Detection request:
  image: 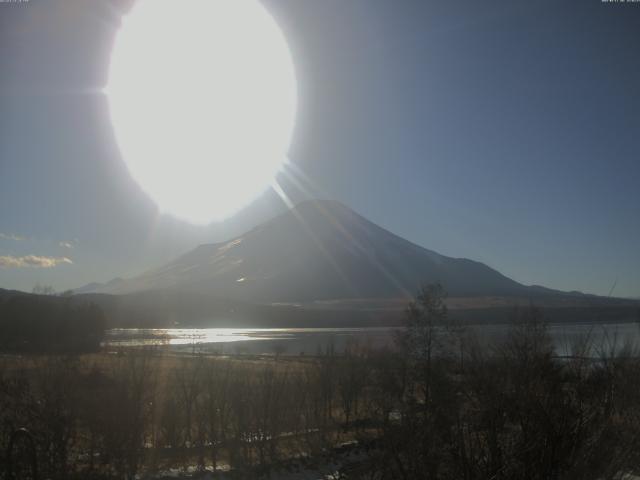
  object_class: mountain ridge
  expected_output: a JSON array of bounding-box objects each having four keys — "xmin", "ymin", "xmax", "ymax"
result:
[{"xmin": 81, "ymin": 199, "xmax": 581, "ymax": 302}]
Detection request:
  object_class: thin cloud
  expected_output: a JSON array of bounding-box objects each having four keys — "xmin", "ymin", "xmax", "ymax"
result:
[
  {"xmin": 0, "ymin": 255, "xmax": 73, "ymax": 269},
  {"xmin": 0, "ymin": 234, "xmax": 78, "ymax": 249},
  {"xmin": 0, "ymin": 233, "xmax": 26, "ymax": 241}
]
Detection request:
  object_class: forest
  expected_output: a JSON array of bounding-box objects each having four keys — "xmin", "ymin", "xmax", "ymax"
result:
[
  {"xmin": 0, "ymin": 294, "xmax": 106, "ymax": 352},
  {"xmin": 2, "ymin": 286, "xmax": 640, "ymax": 479}
]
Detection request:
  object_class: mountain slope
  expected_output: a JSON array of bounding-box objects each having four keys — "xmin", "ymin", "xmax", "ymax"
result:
[{"xmin": 93, "ymin": 200, "xmax": 552, "ymax": 302}]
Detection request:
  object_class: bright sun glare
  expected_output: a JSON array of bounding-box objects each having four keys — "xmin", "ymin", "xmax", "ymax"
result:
[{"xmin": 107, "ymin": 0, "xmax": 297, "ymax": 224}]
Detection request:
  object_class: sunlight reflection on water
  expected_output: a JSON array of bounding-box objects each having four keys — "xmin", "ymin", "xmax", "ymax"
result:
[
  {"xmin": 103, "ymin": 323, "xmax": 640, "ymax": 357},
  {"xmin": 103, "ymin": 327, "xmax": 395, "ymax": 347}
]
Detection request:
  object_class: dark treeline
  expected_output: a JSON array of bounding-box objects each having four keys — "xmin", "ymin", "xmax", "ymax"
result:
[
  {"xmin": 2, "ymin": 285, "xmax": 640, "ymax": 479},
  {"xmin": 0, "ymin": 294, "xmax": 106, "ymax": 352},
  {"xmin": 73, "ymin": 289, "xmax": 640, "ymax": 329}
]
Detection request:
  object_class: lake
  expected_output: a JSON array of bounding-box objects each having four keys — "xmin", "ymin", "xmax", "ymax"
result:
[{"xmin": 104, "ymin": 321, "xmax": 640, "ymax": 357}]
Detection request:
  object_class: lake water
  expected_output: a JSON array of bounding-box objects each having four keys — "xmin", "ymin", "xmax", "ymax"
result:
[{"xmin": 104, "ymin": 322, "xmax": 640, "ymax": 357}]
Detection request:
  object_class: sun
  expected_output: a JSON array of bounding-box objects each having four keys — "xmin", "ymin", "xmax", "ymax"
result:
[{"xmin": 106, "ymin": 0, "xmax": 297, "ymax": 224}]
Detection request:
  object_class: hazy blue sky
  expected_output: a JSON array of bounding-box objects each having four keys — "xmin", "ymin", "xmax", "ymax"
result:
[{"xmin": 0, "ymin": 0, "xmax": 639, "ymax": 297}]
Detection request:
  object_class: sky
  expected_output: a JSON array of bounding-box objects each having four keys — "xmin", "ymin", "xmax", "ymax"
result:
[{"xmin": 0, "ymin": 0, "xmax": 639, "ymax": 297}]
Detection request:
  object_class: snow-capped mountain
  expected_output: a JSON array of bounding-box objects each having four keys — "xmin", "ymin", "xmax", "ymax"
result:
[{"xmin": 89, "ymin": 199, "xmax": 551, "ymax": 302}]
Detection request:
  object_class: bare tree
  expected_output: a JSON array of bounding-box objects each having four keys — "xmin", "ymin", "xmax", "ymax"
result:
[
  {"xmin": 397, "ymin": 283, "xmax": 448, "ymax": 404},
  {"xmin": 173, "ymin": 356, "xmax": 204, "ymax": 448},
  {"xmin": 338, "ymin": 340, "xmax": 368, "ymax": 428},
  {"xmin": 200, "ymin": 359, "xmax": 233, "ymax": 471}
]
